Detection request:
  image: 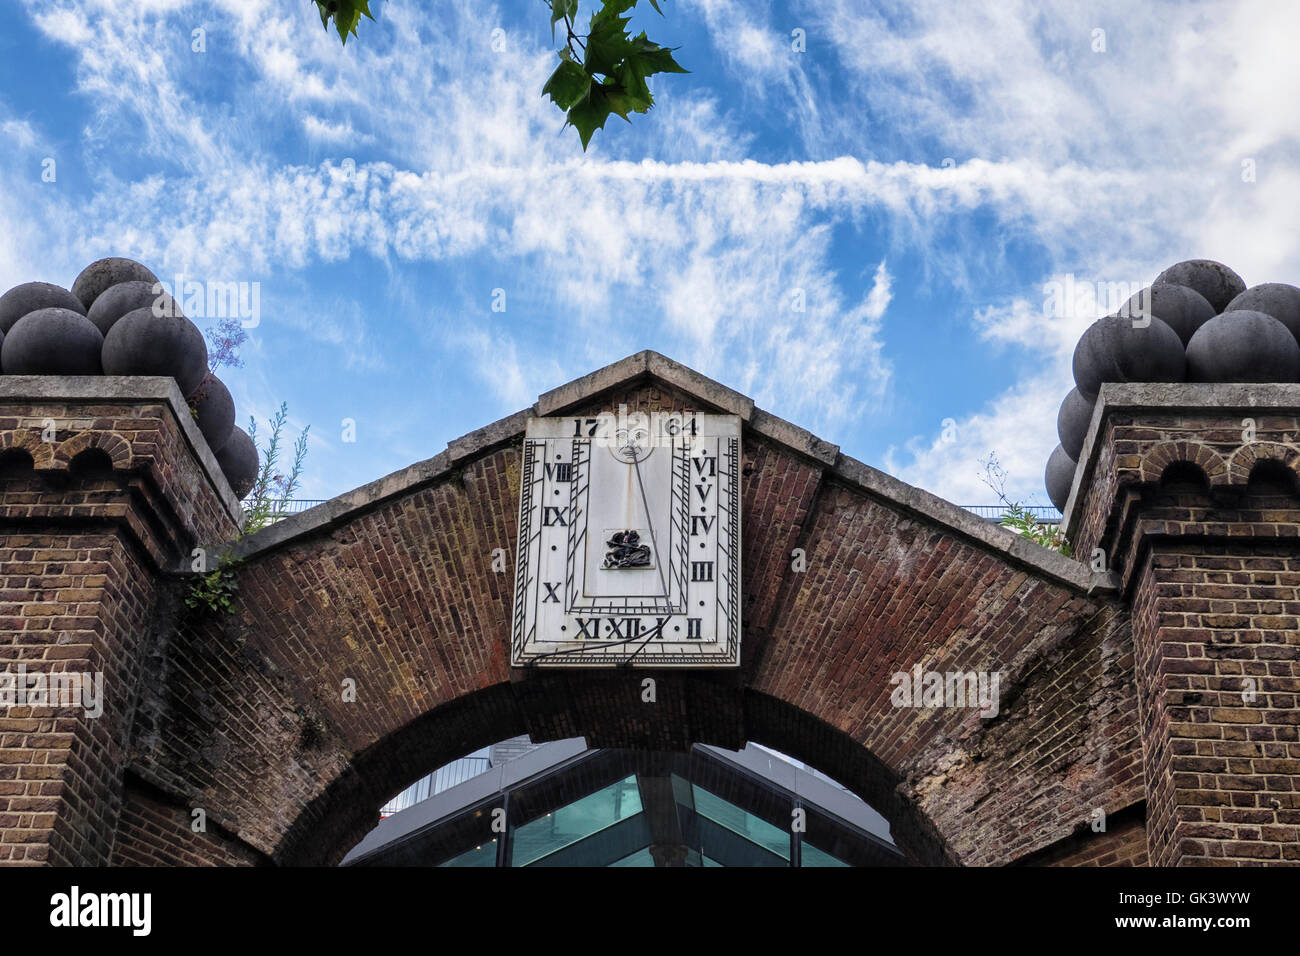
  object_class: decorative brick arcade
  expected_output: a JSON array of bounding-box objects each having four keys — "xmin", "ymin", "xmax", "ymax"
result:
[{"xmin": 0, "ymin": 355, "xmax": 1296, "ymax": 866}]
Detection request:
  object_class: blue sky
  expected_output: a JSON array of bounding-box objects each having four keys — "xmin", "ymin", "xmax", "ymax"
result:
[{"xmin": 2, "ymin": 0, "xmax": 1297, "ymax": 506}]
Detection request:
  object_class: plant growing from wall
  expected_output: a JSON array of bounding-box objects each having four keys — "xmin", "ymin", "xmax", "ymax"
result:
[
  {"xmin": 241, "ymin": 403, "xmax": 311, "ymax": 536},
  {"xmin": 978, "ymin": 452, "xmax": 1071, "ymax": 556}
]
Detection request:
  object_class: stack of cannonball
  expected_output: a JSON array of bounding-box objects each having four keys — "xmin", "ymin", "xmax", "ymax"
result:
[
  {"xmin": 1046, "ymin": 258, "xmax": 1300, "ymax": 512},
  {"xmin": 0, "ymin": 257, "xmax": 259, "ymax": 498}
]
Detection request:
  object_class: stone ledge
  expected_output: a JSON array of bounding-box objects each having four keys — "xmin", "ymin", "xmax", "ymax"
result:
[
  {"xmin": 833, "ymin": 454, "xmax": 1114, "ymax": 595},
  {"xmin": 1064, "ymin": 382, "xmax": 1300, "ymax": 539},
  {"xmin": 0, "ymin": 375, "xmax": 242, "ymax": 523},
  {"xmin": 227, "ymin": 451, "xmax": 453, "ymax": 563}
]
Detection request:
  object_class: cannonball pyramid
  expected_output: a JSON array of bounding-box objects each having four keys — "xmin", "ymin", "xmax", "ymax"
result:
[
  {"xmin": 1045, "ymin": 258, "xmax": 1300, "ymax": 513},
  {"xmin": 0, "ymin": 257, "xmax": 257, "ymax": 499}
]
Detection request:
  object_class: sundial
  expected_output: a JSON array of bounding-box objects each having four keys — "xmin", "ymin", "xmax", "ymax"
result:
[{"xmin": 510, "ymin": 409, "xmax": 742, "ymax": 667}]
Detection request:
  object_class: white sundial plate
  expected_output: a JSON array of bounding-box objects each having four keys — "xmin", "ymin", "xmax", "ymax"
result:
[{"xmin": 510, "ymin": 411, "xmax": 742, "ymax": 667}]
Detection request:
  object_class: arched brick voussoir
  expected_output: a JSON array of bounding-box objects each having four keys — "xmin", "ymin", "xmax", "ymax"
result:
[
  {"xmin": 0, "ymin": 427, "xmax": 58, "ymax": 468},
  {"xmin": 54, "ymin": 430, "xmax": 133, "ymax": 470},
  {"xmin": 1227, "ymin": 441, "xmax": 1300, "ymax": 487},
  {"xmin": 1137, "ymin": 440, "xmax": 1227, "ymax": 486}
]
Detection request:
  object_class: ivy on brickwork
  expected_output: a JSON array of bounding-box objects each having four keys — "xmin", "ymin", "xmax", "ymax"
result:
[{"xmin": 184, "ymin": 561, "xmax": 241, "ymax": 617}]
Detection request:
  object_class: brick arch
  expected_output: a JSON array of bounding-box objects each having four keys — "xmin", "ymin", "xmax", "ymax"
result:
[
  {"xmin": 0, "ymin": 427, "xmax": 56, "ymax": 468},
  {"xmin": 121, "ymin": 356, "xmax": 1134, "ymax": 868},
  {"xmin": 272, "ymin": 682, "xmax": 949, "ymax": 867},
  {"xmin": 1227, "ymin": 441, "xmax": 1300, "ymax": 487},
  {"xmin": 1138, "ymin": 440, "xmax": 1227, "ymax": 486},
  {"xmin": 54, "ymin": 429, "xmax": 132, "ymax": 470}
]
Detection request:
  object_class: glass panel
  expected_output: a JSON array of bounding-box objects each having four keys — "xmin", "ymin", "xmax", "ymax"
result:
[
  {"xmin": 511, "ymin": 775, "xmax": 643, "ymax": 866},
  {"xmin": 609, "ymin": 846, "xmax": 656, "ymax": 867},
  {"xmin": 690, "ymin": 784, "xmax": 790, "ymax": 861},
  {"xmin": 800, "ymin": 841, "xmax": 850, "ymax": 867},
  {"xmin": 437, "ymin": 839, "xmax": 497, "ymax": 867}
]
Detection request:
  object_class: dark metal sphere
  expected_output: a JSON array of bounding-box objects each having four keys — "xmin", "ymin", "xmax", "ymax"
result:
[
  {"xmin": 187, "ymin": 373, "xmax": 236, "ymax": 454},
  {"xmin": 101, "ymin": 307, "xmax": 209, "ymax": 396},
  {"xmin": 1186, "ymin": 310, "xmax": 1300, "ymax": 383},
  {"xmin": 1, "ymin": 308, "xmax": 103, "ymax": 374},
  {"xmin": 1121, "ymin": 283, "xmax": 1215, "ymax": 345},
  {"xmin": 1224, "ymin": 283, "xmax": 1300, "ymax": 343},
  {"xmin": 216, "ymin": 426, "xmax": 259, "ymax": 500},
  {"xmin": 1153, "ymin": 259, "xmax": 1246, "ymax": 314},
  {"xmin": 1071, "ymin": 314, "xmax": 1186, "ymax": 401},
  {"xmin": 86, "ymin": 280, "xmax": 182, "ymax": 337},
  {"xmin": 71, "ymin": 257, "xmax": 159, "ymax": 310},
  {"xmin": 1044, "ymin": 445, "xmax": 1076, "ymax": 514},
  {"xmin": 0, "ymin": 282, "xmax": 86, "ymax": 334},
  {"xmin": 1056, "ymin": 387, "xmax": 1095, "ymax": 461}
]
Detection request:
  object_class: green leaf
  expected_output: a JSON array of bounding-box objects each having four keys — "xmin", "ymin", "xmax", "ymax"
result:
[
  {"xmin": 567, "ymin": 84, "xmax": 617, "ymax": 150},
  {"xmin": 549, "ymin": 0, "xmax": 580, "ymax": 41},
  {"xmin": 314, "ymin": 0, "xmax": 375, "ymax": 46},
  {"xmin": 543, "ymin": 55, "xmax": 591, "ymax": 110},
  {"xmin": 584, "ymin": 11, "xmax": 634, "ymax": 77},
  {"xmin": 626, "ymin": 32, "xmax": 689, "ymax": 75}
]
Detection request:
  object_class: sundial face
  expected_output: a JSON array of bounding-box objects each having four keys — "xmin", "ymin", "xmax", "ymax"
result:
[{"xmin": 510, "ymin": 409, "xmax": 742, "ymax": 667}]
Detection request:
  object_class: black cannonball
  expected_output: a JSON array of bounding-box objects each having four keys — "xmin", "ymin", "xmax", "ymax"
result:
[
  {"xmin": 187, "ymin": 373, "xmax": 236, "ymax": 453},
  {"xmin": 1224, "ymin": 283, "xmax": 1300, "ymax": 343},
  {"xmin": 1045, "ymin": 445, "xmax": 1076, "ymax": 514},
  {"xmin": 1056, "ymin": 387, "xmax": 1095, "ymax": 461},
  {"xmin": 1186, "ymin": 310, "xmax": 1300, "ymax": 383},
  {"xmin": 86, "ymin": 280, "xmax": 182, "ymax": 337},
  {"xmin": 71, "ymin": 257, "xmax": 158, "ymax": 310},
  {"xmin": 1071, "ymin": 314, "xmax": 1186, "ymax": 401},
  {"xmin": 101, "ymin": 307, "xmax": 209, "ymax": 396},
  {"xmin": 1120, "ymin": 283, "xmax": 1215, "ymax": 345},
  {"xmin": 1153, "ymin": 259, "xmax": 1246, "ymax": 314},
  {"xmin": 1, "ymin": 308, "xmax": 103, "ymax": 374},
  {"xmin": 0, "ymin": 282, "xmax": 86, "ymax": 334},
  {"xmin": 216, "ymin": 426, "xmax": 259, "ymax": 500}
]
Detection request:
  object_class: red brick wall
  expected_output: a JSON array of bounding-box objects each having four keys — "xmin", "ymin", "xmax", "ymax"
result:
[
  {"xmin": 0, "ymin": 389, "xmax": 238, "ymax": 865},
  {"xmin": 1074, "ymin": 392, "xmax": 1300, "ymax": 866},
  {"xmin": 1018, "ymin": 803, "xmax": 1149, "ymax": 867}
]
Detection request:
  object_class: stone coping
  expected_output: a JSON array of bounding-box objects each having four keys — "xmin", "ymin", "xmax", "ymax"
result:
[
  {"xmin": 228, "ymin": 352, "xmax": 1113, "ymax": 595},
  {"xmin": 0, "ymin": 375, "xmax": 243, "ymax": 523},
  {"xmin": 1062, "ymin": 382, "xmax": 1300, "ymax": 539}
]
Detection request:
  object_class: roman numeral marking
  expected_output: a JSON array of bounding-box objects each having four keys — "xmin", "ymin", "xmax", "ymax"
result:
[
  {"xmin": 691, "ymin": 515, "xmax": 715, "ymax": 535},
  {"xmin": 576, "ymin": 617, "xmax": 601, "ymax": 639},
  {"xmin": 542, "ymin": 582, "xmax": 561, "ymax": 603},
  {"xmin": 608, "ymin": 618, "xmax": 641, "ymax": 640},
  {"xmin": 543, "ymin": 506, "xmax": 568, "ymax": 526},
  {"xmin": 695, "ymin": 484, "xmax": 712, "ymax": 502},
  {"xmin": 691, "ymin": 561, "xmax": 714, "ymax": 582},
  {"xmin": 544, "ymin": 462, "xmax": 572, "ymax": 482},
  {"xmin": 692, "ymin": 454, "xmax": 717, "ymax": 477},
  {"xmin": 687, "ymin": 617, "xmax": 702, "ymax": 639}
]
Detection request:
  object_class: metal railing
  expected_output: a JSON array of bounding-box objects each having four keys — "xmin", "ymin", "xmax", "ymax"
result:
[{"xmin": 960, "ymin": 504, "xmax": 1061, "ymax": 523}]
